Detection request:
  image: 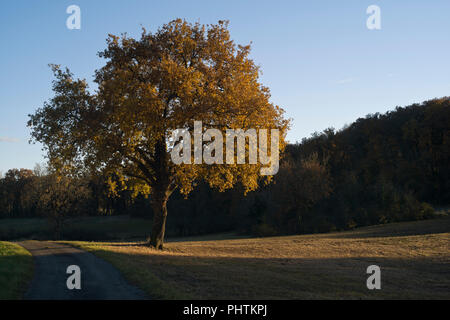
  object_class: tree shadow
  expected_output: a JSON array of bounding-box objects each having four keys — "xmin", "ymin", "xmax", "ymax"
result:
[
  {"xmin": 326, "ymin": 216, "xmax": 450, "ymax": 239},
  {"xmin": 105, "ymin": 250, "xmax": 450, "ymax": 300}
]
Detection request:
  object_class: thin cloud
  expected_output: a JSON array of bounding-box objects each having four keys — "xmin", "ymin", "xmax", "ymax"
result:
[
  {"xmin": 336, "ymin": 77, "xmax": 355, "ymax": 84},
  {"xmin": 0, "ymin": 136, "xmax": 20, "ymax": 143}
]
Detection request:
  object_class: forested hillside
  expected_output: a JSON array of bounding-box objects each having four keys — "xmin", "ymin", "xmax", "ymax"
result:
[{"xmin": 1, "ymin": 98, "xmax": 448, "ymax": 238}]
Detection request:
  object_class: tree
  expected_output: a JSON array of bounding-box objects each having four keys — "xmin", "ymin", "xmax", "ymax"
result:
[
  {"xmin": 37, "ymin": 175, "xmax": 90, "ymax": 240},
  {"xmin": 1, "ymin": 168, "xmax": 35, "ymax": 217},
  {"xmin": 28, "ymin": 19, "xmax": 289, "ymax": 249},
  {"xmin": 271, "ymin": 153, "xmax": 332, "ymax": 234}
]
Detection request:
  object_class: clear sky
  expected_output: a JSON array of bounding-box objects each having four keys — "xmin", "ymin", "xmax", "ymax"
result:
[{"xmin": 1, "ymin": 0, "xmax": 449, "ymax": 174}]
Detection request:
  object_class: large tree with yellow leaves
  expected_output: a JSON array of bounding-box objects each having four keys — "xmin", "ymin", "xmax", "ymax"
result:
[{"xmin": 28, "ymin": 19, "xmax": 289, "ymax": 249}]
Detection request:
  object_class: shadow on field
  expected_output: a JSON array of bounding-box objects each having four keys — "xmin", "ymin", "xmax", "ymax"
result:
[
  {"xmin": 326, "ymin": 216, "xmax": 450, "ymax": 239},
  {"xmin": 53, "ymin": 215, "xmax": 450, "ymax": 299},
  {"xmin": 101, "ymin": 232, "xmax": 247, "ymax": 247},
  {"xmin": 96, "ymin": 247, "xmax": 450, "ymax": 299}
]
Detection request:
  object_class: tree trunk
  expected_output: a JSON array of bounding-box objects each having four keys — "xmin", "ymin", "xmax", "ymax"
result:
[
  {"xmin": 147, "ymin": 138, "xmax": 171, "ymax": 249},
  {"xmin": 149, "ymin": 195, "xmax": 169, "ymax": 249},
  {"xmin": 54, "ymin": 217, "xmax": 62, "ymax": 240}
]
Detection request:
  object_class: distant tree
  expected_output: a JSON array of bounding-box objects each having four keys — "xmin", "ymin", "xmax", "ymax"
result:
[
  {"xmin": 1, "ymin": 169, "xmax": 35, "ymax": 217},
  {"xmin": 33, "ymin": 163, "xmax": 48, "ymax": 177},
  {"xmin": 37, "ymin": 175, "xmax": 90, "ymax": 240},
  {"xmin": 271, "ymin": 153, "xmax": 332, "ymax": 233},
  {"xmin": 28, "ymin": 19, "xmax": 289, "ymax": 248}
]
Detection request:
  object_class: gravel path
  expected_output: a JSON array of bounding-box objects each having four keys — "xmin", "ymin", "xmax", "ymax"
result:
[{"xmin": 18, "ymin": 240, "xmax": 148, "ymax": 300}]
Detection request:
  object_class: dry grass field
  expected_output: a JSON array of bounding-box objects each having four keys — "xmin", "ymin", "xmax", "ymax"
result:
[{"xmin": 65, "ymin": 216, "xmax": 450, "ymax": 299}]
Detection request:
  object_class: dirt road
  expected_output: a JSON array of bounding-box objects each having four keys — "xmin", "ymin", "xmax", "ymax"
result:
[{"xmin": 18, "ymin": 241, "xmax": 148, "ymax": 300}]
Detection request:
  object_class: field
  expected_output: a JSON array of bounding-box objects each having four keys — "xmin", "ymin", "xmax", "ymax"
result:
[
  {"xmin": 0, "ymin": 241, "xmax": 34, "ymax": 299},
  {"xmin": 65, "ymin": 216, "xmax": 450, "ymax": 299},
  {"xmin": 0, "ymin": 215, "xmax": 154, "ymax": 241}
]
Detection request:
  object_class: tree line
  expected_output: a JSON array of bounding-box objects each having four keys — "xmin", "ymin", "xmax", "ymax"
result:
[{"xmin": 1, "ymin": 97, "xmax": 448, "ymax": 238}]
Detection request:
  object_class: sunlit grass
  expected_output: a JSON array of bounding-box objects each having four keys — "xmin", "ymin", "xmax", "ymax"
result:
[
  {"xmin": 0, "ymin": 241, "xmax": 33, "ymax": 299},
  {"xmin": 64, "ymin": 217, "xmax": 450, "ymax": 299}
]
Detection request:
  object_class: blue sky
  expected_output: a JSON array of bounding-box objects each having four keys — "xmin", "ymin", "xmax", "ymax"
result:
[{"xmin": 1, "ymin": 0, "xmax": 449, "ymax": 173}]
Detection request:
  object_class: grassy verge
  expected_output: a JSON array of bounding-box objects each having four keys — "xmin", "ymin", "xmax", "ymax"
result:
[
  {"xmin": 0, "ymin": 242, "xmax": 33, "ymax": 299},
  {"xmin": 64, "ymin": 217, "xmax": 450, "ymax": 299}
]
